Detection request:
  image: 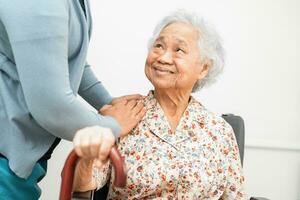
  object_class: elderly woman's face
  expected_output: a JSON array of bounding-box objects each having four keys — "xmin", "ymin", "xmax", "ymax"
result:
[{"xmin": 145, "ymin": 22, "xmax": 207, "ymax": 92}]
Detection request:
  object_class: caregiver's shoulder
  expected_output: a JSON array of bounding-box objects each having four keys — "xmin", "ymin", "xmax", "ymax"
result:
[
  {"xmin": 0, "ymin": 0, "xmax": 69, "ymax": 20},
  {"xmin": 0, "ymin": 0, "xmax": 69, "ymax": 41}
]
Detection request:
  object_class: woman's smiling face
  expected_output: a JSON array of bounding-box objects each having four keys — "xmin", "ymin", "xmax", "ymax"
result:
[{"xmin": 145, "ymin": 22, "xmax": 207, "ymax": 93}]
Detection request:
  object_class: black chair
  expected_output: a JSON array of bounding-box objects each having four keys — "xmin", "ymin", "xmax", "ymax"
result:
[
  {"xmin": 66, "ymin": 114, "xmax": 270, "ymax": 200},
  {"xmin": 222, "ymin": 114, "xmax": 269, "ymax": 200}
]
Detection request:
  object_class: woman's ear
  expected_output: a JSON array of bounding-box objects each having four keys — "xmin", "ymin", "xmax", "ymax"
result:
[{"xmin": 197, "ymin": 59, "xmax": 211, "ymax": 80}]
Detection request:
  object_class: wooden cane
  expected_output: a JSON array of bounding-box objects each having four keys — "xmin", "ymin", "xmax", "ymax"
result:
[{"xmin": 59, "ymin": 147, "xmax": 126, "ymax": 200}]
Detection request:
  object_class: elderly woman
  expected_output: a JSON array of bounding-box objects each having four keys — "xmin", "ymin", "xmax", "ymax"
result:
[{"xmin": 73, "ymin": 10, "xmax": 245, "ymax": 200}]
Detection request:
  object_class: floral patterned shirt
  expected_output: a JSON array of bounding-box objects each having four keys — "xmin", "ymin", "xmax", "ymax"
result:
[{"xmin": 94, "ymin": 91, "xmax": 245, "ymax": 200}]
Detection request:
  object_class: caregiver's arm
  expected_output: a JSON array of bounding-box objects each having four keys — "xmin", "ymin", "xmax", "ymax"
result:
[
  {"xmin": 78, "ymin": 64, "xmax": 143, "ymax": 110},
  {"xmin": 0, "ymin": 0, "xmax": 142, "ymax": 140},
  {"xmin": 78, "ymin": 64, "xmax": 113, "ymax": 110}
]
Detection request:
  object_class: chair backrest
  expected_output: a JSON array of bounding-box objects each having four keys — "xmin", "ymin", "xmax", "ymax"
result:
[{"xmin": 221, "ymin": 114, "xmax": 245, "ymax": 165}]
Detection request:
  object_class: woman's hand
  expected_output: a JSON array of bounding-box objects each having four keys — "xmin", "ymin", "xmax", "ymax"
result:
[
  {"xmin": 100, "ymin": 95, "xmax": 146, "ymax": 137},
  {"xmin": 72, "ymin": 126, "xmax": 115, "ymax": 192},
  {"xmin": 73, "ymin": 126, "xmax": 115, "ymax": 167}
]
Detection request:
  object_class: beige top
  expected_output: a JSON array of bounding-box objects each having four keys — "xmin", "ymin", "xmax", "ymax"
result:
[{"xmin": 93, "ymin": 91, "xmax": 245, "ymax": 200}]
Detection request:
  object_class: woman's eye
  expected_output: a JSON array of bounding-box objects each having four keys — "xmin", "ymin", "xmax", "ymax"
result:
[
  {"xmin": 176, "ymin": 48, "xmax": 185, "ymax": 53},
  {"xmin": 154, "ymin": 43, "xmax": 163, "ymax": 49}
]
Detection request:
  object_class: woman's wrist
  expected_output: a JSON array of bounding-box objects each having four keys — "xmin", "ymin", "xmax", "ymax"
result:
[{"xmin": 73, "ymin": 159, "xmax": 97, "ymax": 192}]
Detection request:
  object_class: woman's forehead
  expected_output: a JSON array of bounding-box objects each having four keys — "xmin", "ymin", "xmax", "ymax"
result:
[
  {"xmin": 157, "ymin": 23, "xmax": 199, "ymax": 44},
  {"xmin": 155, "ymin": 36, "xmax": 189, "ymax": 47}
]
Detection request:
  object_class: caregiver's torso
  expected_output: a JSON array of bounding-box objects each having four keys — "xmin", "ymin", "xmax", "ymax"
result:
[{"xmin": 0, "ymin": 0, "xmax": 92, "ymax": 178}]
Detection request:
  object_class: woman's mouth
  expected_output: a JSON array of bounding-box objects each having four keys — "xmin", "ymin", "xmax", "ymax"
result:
[{"xmin": 153, "ymin": 66, "xmax": 175, "ymax": 75}]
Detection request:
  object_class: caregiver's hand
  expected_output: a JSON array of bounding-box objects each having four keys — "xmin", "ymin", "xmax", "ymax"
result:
[
  {"xmin": 111, "ymin": 94, "xmax": 144, "ymax": 105},
  {"xmin": 100, "ymin": 96, "xmax": 146, "ymax": 137}
]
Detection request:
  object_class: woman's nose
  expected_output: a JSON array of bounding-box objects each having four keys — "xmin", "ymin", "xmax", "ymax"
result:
[{"xmin": 157, "ymin": 50, "xmax": 173, "ymax": 64}]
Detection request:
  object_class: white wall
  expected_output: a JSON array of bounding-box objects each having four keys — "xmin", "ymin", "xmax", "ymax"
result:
[
  {"xmin": 244, "ymin": 147, "xmax": 300, "ymax": 200},
  {"xmin": 39, "ymin": 0, "xmax": 300, "ymax": 199}
]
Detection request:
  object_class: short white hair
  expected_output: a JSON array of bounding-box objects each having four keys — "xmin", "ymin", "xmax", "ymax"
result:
[{"xmin": 148, "ymin": 10, "xmax": 225, "ymax": 92}]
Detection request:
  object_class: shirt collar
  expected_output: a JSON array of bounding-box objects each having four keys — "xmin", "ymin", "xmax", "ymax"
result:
[{"xmin": 143, "ymin": 90, "xmax": 205, "ymax": 146}]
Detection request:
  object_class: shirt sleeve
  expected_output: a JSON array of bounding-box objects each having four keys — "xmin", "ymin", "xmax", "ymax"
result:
[
  {"xmin": 0, "ymin": 0, "xmax": 120, "ymax": 140},
  {"xmin": 78, "ymin": 64, "xmax": 113, "ymax": 111},
  {"xmin": 220, "ymin": 122, "xmax": 246, "ymax": 200}
]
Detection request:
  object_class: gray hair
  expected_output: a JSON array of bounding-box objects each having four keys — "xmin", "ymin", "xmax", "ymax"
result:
[{"xmin": 148, "ymin": 10, "xmax": 225, "ymax": 92}]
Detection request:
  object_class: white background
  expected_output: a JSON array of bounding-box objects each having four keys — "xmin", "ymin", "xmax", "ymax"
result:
[{"xmin": 40, "ymin": 0, "xmax": 300, "ymax": 199}]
